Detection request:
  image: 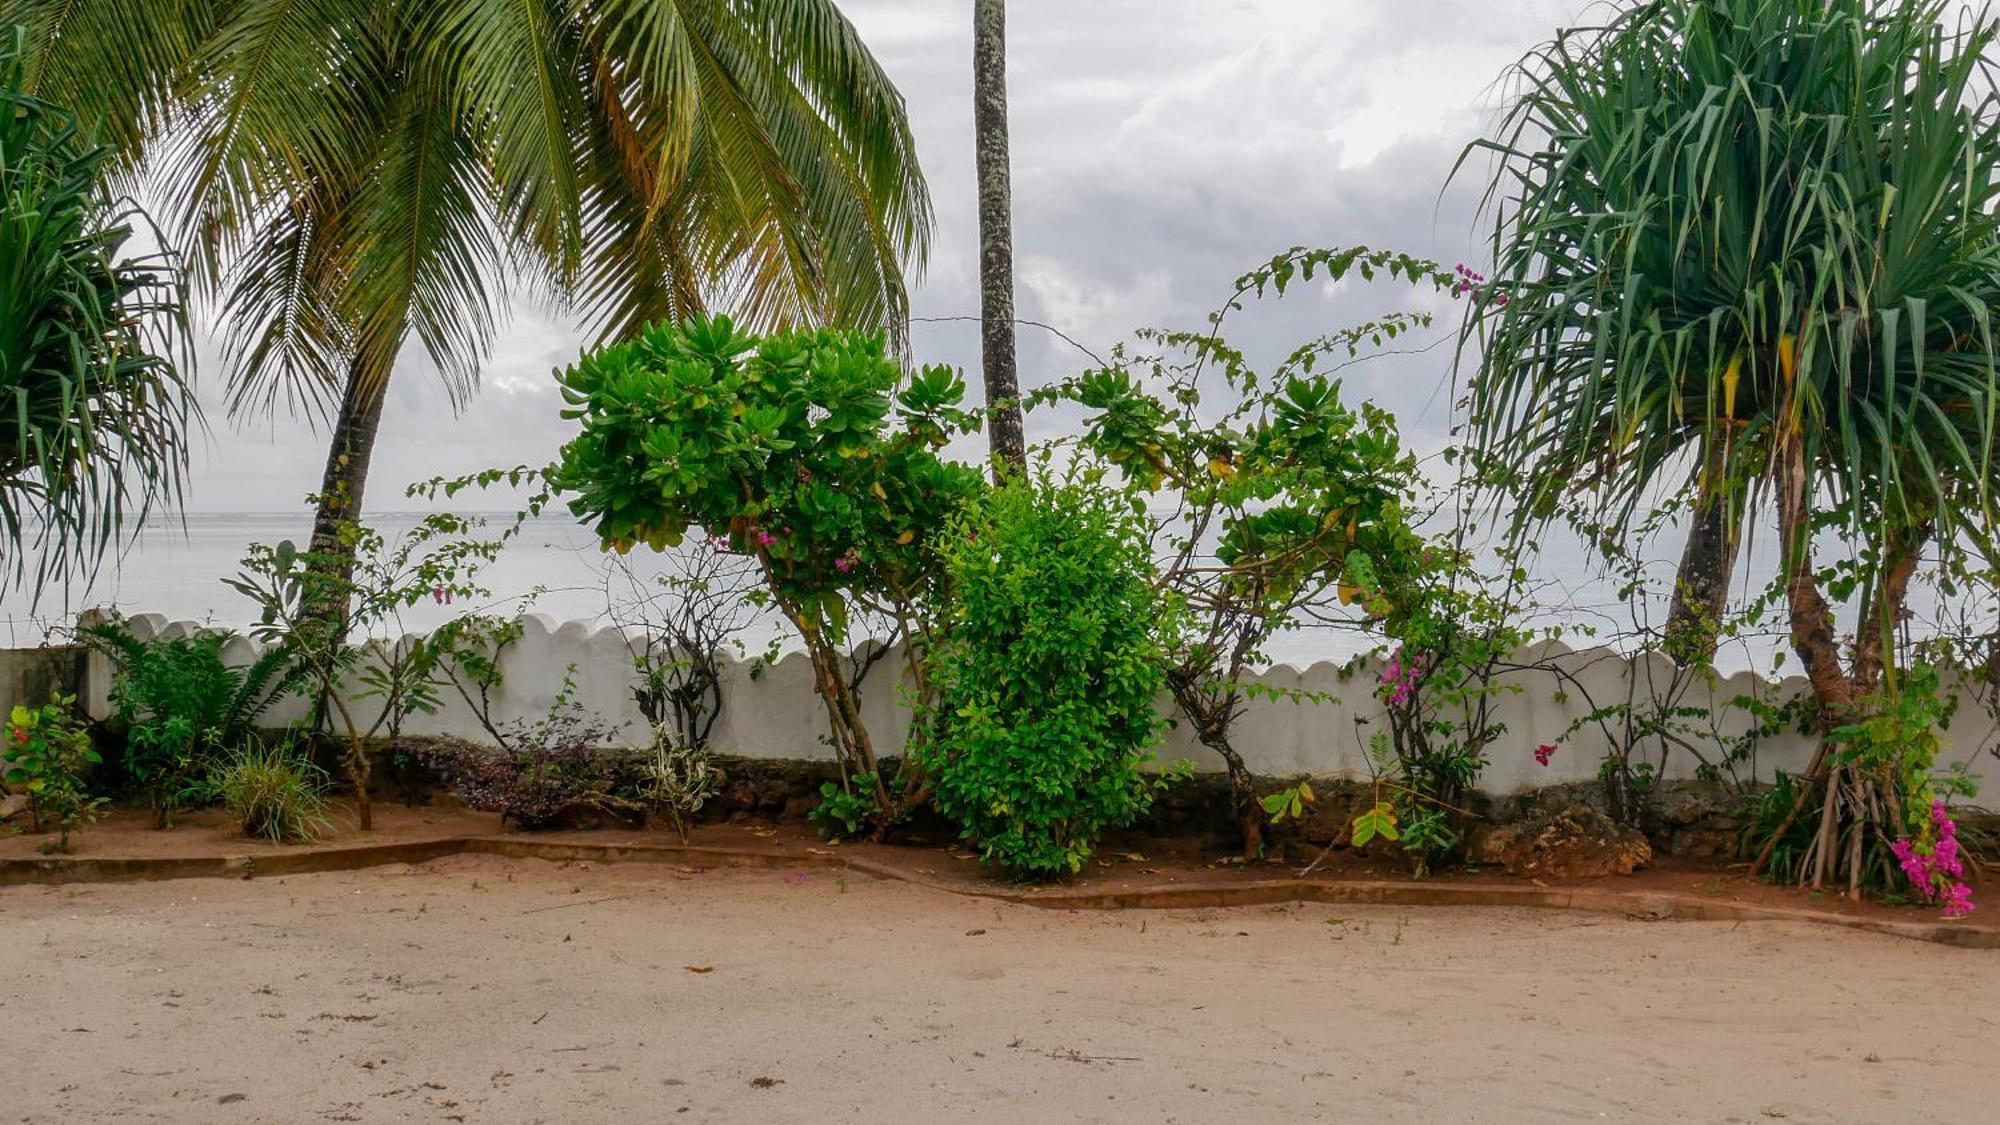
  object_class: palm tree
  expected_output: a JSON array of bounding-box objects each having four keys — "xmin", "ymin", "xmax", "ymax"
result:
[
  {"xmin": 1465, "ymin": 0, "xmax": 2000, "ymax": 892},
  {"xmin": 11, "ymin": 0, "xmax": 932, "ymax": 604},
  {"xmin": 0, "ymin": 26, "xmax": 191, "ymax": 596},
  {"xmin": 973, "ymin": 0, "xmax": 1025, "ymax": 475}
]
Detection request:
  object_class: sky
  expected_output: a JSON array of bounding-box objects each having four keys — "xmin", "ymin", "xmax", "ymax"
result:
[{"xmin": 179, "ymin": 0, "xmax": 1595, "ymax": 514}]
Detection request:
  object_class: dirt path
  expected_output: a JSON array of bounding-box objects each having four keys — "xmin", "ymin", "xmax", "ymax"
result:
[{"xmin": 3, "ymin": 855, "xmax": 1995, "ymax": 1123}]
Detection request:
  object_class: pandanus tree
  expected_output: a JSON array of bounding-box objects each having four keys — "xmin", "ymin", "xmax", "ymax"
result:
[
  {"xmin": 1465, "ymin": 0, "xmax": 2000, "ymax": 896},
  {"xmin": 0, "ymin": 26, "xmax": 191, "ymax": 595},
  {"xmin": 9, "ymin": 0, "xmax": 930, "ymax": 624}
]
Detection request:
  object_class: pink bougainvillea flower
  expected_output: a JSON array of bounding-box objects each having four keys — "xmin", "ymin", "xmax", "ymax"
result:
[
  {"xmin": 1534, "ymin": 744, "xmax": 1556, "ymax": 767},
  {"xmin": 1943, "ymin": 881, "xmax": 1977, "ymax": 919},
  {"xmin": 1894, "ymin": 801, "xmax": 1978, "ymax": 919}
]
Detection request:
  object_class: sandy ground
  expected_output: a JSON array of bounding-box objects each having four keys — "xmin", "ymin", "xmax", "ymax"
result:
[{"xmin": 3, "ymin": 856, "xmax": 1996, "ymax": 1124}]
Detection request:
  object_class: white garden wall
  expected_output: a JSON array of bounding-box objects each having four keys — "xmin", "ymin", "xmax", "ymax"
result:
[{"xmin": 76, "ymin": 613, "xmax": 2000, "ymax": 794}]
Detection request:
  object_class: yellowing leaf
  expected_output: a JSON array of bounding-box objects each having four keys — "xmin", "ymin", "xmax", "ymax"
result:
[
  {"xmin": 1207, "ymin": 456, "xmax": 1236, "ymax": 480},
  {"xmin": 1722, "ymin": 354, "xmax": 1743, "ymax": 419},
  {"xmin": 896, "ymin": 530, "xmax": 915, "ymax": 545}
]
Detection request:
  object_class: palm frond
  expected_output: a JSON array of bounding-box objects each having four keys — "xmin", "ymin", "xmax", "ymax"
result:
[
  {"xmin": 0, "ymin": 28, "xmax": 193, "ymax": 595},
  {"xmin": 1463, "ymin": 0, "xmax": 2000, "ymax": 560}
]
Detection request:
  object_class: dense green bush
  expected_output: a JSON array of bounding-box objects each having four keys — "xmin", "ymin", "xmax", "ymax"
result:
[
  {"xmin": 83, "ymin": 622, "xmax": 297, "ymax": 827},
  {"xmin": 922, "ymin": 478, "xmax": 1176, "ymax": 877}
]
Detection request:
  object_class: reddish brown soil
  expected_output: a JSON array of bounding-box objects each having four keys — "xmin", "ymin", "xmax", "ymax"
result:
[
  {"xmin": 5, "ymin": 802, "xmax": 1991, "ymax": 944},
  {"xmin": 0, "ymin": 803, "xmax": 497, "ymax": 860}
]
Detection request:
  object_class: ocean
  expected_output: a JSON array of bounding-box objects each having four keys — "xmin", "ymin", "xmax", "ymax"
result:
[{"xmin": 0, "ymin": 509, "xmax": 1970, "ymax": 676}]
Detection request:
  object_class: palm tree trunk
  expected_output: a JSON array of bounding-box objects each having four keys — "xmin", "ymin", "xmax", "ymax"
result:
[
  {"xmin": 307, "ymin": 364, "xmax": 391, "ymax": 830},
  {"xmin": 309, "ymin": 368, "xmax": 389, "ymax": 576},
  {"xmin": 973, "ymin": 0, "xmax": 1026, "ymax": 477}
]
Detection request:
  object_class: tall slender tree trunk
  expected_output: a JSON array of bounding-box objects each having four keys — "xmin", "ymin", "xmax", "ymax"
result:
[
  {"xmin": 309, "ymin": 367, "xmax": 389, "ymax": 579},
  {"xmin": 307, "ymin": 364, "xmax": 391, "ymax": 830},
  {"xmin": 973, "ymin": 0, "xmax": 1026, "ymax": 478}
]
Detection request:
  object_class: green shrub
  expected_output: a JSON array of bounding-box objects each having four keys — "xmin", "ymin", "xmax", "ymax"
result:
[
  {"xmin": 922, "ymin": 478, "xmax": 1176, "ymax": 877},
  {"xmin": 83, "ymin": 621, "xmax": 297, "ymax": 827},
  {"xmin": 4, "ymin": 695, "xmax": 105, "ymax": 853},
  {"xmin": 209, "ymin": 742, "xmax": 330, "ymax": 845}
]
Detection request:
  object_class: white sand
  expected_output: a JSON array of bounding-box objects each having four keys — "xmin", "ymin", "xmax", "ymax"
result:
[{"xmin": 3, "ymin": 854, "xmax": 1994, "ymax": 1123}]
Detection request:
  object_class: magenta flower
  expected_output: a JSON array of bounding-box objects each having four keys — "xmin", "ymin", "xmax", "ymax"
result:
[
  {"xmin": 1944, "ymin": 882, "xmax": 1977, "ymax": 919},
  {"xmin": 1534, "ymin": 744, "xmax": 1556, "ymax": 767},
  {"xmin": 1378, "ymin": 649, "xmax": 1425, "ymax": 708},
  {"xmin": 1893, "ymin": 800, "xmax": 1976, "ymax": 919}
]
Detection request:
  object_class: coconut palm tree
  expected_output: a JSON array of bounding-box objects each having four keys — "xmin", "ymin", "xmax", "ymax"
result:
[
  {"xmin": 0, "ymin": 26, "xmax": 191, "ymax": 595},
  {"xmin": 9, "ymin": 0, "xmax": 931, "ymax": 600},
  {"xmin": 972, "ymin": 0, "xmax": 1025, "ymax": 475},
  {"xmin": 1464, "ymin": 0, "xmax": 2000, "ymax": 892}
]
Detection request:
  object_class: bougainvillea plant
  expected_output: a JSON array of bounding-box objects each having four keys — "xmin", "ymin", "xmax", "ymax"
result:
[
  {"xmin": 1892, "ymin": 799, "xmax": 1975, "ymax": 918},
  {"xmin": 553, "ymin": 316, "xmax": 986, "ymax": 834},
  {"xmin": 1033, "ymin": 246, "xmax": 1474, "ymax": 854}
]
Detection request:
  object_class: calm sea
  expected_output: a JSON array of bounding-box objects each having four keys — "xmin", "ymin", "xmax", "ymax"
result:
[{"xmin": 1, "ymin": 510, "xmax": 1967, "ymax": 675}]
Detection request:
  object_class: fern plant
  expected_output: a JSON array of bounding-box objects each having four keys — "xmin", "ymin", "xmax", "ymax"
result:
[{"xmin": 82, "ymin": 620, "xmax": 300, "ymax": 826}]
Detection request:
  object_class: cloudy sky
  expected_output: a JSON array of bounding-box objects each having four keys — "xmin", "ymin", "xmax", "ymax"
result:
[{"xmin": 184, "ymin": 0, "xmax": 1593, "ymax": 514}]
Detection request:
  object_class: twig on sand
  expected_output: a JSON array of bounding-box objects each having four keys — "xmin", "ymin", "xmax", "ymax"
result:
[
  {"xmin": 1008, "ymin": 1040, "xmax": 1141, "ymax": 1064},
  {"xmin": 518, "ymin": 895, "xmax": 626, "ymax": 916}
]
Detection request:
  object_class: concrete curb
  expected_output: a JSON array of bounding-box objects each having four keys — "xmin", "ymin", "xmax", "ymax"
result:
[{"xmin": 4, "ymin": 836, "xmax": 1991, "ymax": 949}]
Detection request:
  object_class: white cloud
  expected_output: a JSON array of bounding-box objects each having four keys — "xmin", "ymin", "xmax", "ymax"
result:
[{"xmin": 176, "ymin": 1, "xmax": 1592, "ymax": 513}]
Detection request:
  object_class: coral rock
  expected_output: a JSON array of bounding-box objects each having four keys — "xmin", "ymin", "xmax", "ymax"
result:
[{"xmin": 1471, "ymin": 804, "xmax": 1652, "ymax": 878}]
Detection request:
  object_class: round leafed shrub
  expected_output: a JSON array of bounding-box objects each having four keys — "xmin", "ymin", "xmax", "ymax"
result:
[{"xmin": 921, "ymin": 477, "xmax": 1171, "ymax": 877}]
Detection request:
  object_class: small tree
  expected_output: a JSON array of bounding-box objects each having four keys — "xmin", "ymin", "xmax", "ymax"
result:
[
  {"xmin": 5, "ymin": 695, "xmax": 104, "ymax": 851},
  {"xmin": 226, "ymin": 512, "xmax": 503, "ymax": 830},
  {"xmin": 1039, "ymin": 247, "xmax": 1455, "ymax": 852},
  {"xmin": 554, "ymin": 316, "xmax": 985, "ymax": 834}
]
